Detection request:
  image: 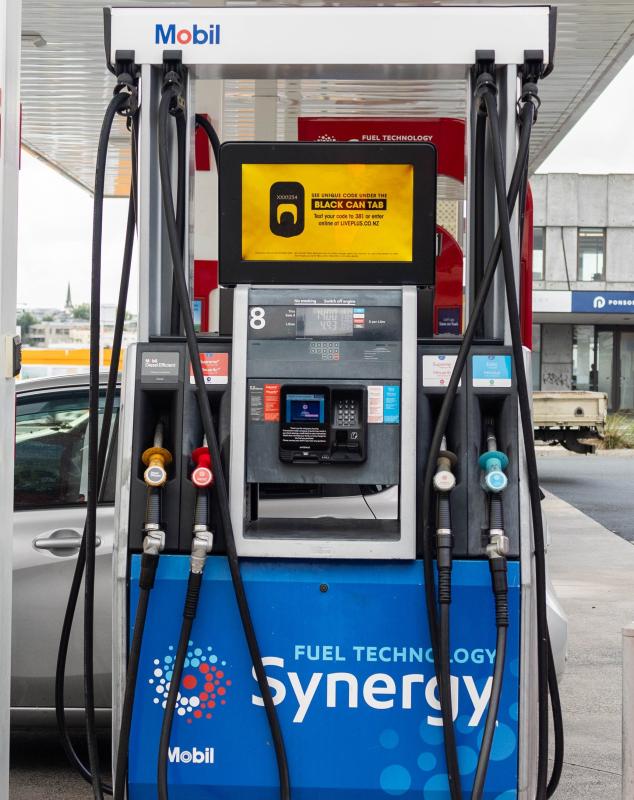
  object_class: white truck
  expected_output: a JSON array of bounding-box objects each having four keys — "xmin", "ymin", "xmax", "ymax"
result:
[{"xmin": 533, "ymin": 391, "xmax": 608, "ymax": 454}]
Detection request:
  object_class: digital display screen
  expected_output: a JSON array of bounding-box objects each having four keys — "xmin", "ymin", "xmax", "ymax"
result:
[
  {"xmin": 296, "ymin": 307, "xmax": 354, "ymax": 338},
  {"xmin": 241, "ymin": 162, "xmax": 414, "ymax": 263},
  {"xmin": 285, "ymin": 394, "xmax": 325, "ymax": 423}
]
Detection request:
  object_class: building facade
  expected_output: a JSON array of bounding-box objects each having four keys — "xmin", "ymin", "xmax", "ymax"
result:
[{"xmin": 531, "ymin": 173, "xmax": 634, "ymax": 410}]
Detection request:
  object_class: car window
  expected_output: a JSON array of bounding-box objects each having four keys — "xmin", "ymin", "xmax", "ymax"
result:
[{"xmin": 14, "ymin": 389, "xmax": 119, "ymax": 510}]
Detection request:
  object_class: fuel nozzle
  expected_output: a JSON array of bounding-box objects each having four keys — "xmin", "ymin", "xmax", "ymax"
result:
[
  {"xmin": 190, "ymin": 441, "xmax": 214, "ymax": 574},
  {"xmin": 478, "ymin": 421, "xmax": 508, "ymax": 493},
  {"xmin": 142, "ymin": 421, "xmax": 173, "ymax": 488},
  {"xmin": 140, "ymin": 422, "xmax": 172, "ymax": 569},
  {"xmin": 433, "ymin": 437, "xmax": 457, "ymax": 493},
  {"xmin": 434, "ymin": 437, "xmax": 457, "ymax": 606}
]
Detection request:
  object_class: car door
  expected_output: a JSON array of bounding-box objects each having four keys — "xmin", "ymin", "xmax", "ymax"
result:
[{"xmin": 12, "ymin": 386, "xmax": 117, "ymax": 713}]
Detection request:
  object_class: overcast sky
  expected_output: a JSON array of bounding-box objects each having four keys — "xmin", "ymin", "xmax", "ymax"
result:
[{"xmin": 16, "ymin": 54, "xmax": 634, "ymax": 309}]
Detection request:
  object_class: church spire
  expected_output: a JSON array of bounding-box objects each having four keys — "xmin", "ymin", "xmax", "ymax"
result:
[{"xmin": 64, "ymin": 282, "xmax": 73, "ymax": 312}]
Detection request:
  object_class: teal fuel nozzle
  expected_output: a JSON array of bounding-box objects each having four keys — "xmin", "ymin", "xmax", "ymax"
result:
[
  {"xmin": 479, "ymin": 422, "xmax": 508, "ymax": 492},
  {"xmin": 479, "ymin": 450, "xmax": 508, "ymax": 493}
]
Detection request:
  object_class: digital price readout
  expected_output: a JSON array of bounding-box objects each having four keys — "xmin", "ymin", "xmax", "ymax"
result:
[{"xmin": 296, "ymin": 306, "xmax": 354, "ymax": 337}]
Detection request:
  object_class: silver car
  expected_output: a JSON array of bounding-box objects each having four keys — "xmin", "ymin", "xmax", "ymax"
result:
[{"xmin": 12, "ymin": 374, "xmax": 567, "ymax": 726}]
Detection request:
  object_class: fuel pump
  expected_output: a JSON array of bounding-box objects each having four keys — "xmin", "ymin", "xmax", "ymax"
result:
[{"xmin": 57, "ymin": 8, "xmax": 565, "ymax": 800}]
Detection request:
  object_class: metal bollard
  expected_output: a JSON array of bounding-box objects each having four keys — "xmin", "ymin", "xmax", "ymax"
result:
[{"xmin": 623, "ymin": 623, "xmax": 634, "ymax": 800}]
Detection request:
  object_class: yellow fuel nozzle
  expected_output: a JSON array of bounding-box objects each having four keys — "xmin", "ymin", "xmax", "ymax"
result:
[{"xmin": 142, "ymin": 445, "xmax": 172, "ymax": 488}]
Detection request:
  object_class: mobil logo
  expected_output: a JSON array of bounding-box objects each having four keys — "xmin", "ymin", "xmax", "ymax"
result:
[
  {"xmin": 149, "ymin": 640, "xmax": 231, "ymax": 724},
  {"xmin": 155, "ymin": 23, "xmax": 221, "ymax": 46}
]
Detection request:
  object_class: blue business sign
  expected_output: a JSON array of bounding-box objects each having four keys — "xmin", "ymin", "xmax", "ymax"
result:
[{"xmin": 571, "ymin": 291, "xmax": 634, "ymax": 313}]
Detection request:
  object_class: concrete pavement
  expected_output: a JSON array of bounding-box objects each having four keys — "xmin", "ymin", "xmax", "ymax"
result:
[{"xmin": 544, "ymin": 491, "xmax": 634, "ymax": 799}]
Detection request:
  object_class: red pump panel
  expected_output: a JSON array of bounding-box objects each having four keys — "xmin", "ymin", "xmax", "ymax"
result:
[
  {"xmin": 193, "ymin": 259, "xmax": 218, "ymax": 333},
  {"xmin": 520, "ymin": 185, "xmax": 533, "ymax": 349},
  {"xmin": 298, "ymin": 117, "xmax": 465, "ymax": 334}
]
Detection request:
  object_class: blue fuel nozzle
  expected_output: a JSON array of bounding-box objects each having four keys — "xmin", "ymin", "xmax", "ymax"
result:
[{"xmin": 478, "ymin": 450, "xmax": 509, "ymax": 493}]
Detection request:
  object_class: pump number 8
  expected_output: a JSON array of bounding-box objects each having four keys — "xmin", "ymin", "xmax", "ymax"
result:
[{"xmin": 249, "ymin": 307, "xmax": 266, "ymax": 330}]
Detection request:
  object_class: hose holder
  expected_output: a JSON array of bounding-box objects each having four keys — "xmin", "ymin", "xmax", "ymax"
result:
[{"xmin": 478, "ymin": 450, "xmax": 509, "ymax": 493}]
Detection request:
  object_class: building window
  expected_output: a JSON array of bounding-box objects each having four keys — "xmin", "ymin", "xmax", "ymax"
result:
[
  {"xmin": 533, "ymin": 227, "xmax": 545, "ymax": 280},
  {"xmin": 577, "ymin": 227, "xmax": 605, "ymax": 281}
]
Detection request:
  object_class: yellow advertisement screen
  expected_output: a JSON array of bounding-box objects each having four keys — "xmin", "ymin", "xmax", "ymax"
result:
[{"xmin": 241, "ymin": 163, "xmax": 414, "ymax": 262}]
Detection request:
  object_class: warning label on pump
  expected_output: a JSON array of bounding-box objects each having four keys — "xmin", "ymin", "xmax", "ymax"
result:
[
  {"xmin": 367, "ymin": 385, "xmax": 401, "ymax": 423},
  {"xmin": 241, "ymin": 163, "xmax": 413, "ymax": 262},
  {"xmin": 263, "ymin": 384, "xmax": 281, "ymax": 422},
  {"xmin": 189, "ymin": 353, "xmax": 229, "ymax": 385}
]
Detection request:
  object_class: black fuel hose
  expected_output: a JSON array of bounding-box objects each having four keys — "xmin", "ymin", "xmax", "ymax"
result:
[
  {"xmin": 113, "ymin": 484, "xmax": 162, "ymax": 799},
  {"xmin": 547, "ymin": 634, "xmax": 564, "ymax": 797},
  {"xmin": 156, "ymin": 85, "xmax": 290, "ymax": 800},
  {"xmin": 169, "ymin": 110, "xmax": 187, "ymax": 336},
  {"xmin": 195, "ymin": 113, "xmax": 221, "ymax": 167},
  {"xmin": 84, "ymin": 87, "xmax": 134, "ymax": 800},
  {"xmin": 472, "ymin": 492, "xmax": 509, "ymax": 799},
  {"xmin": 55, "ymin": 93, "xmax": 137, "ymax": 797},
  {"xmin": 482, "ymin": 82, "xmax": 554, "ymax": 798},
  {"xmin": 421, "ymin": 97, "xmax": 534, "ymax": 800}
]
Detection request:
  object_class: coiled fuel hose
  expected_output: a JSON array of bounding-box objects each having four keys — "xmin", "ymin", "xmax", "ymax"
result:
[
  {"xmin": 113, "ymin": 424, "xmax": 171, "ymax": 799},
  {"xmin": 157, "ymin": 444, "xmax": 214, "ymax": 799}
]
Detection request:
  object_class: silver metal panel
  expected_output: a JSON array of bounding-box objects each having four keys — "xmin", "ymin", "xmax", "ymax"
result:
[
  {"xmin": 228, "ymin": 284, "xmax": 249, "ymax": 546},
  {"xmin": 231, "ymin": 285, "xmax": 416, "ymax": 560},
  {"xmin": 111, "ymin": 344, "xmax": 138, "ymax": 777},
  {"xmin": 398, "ymin": 285, "xmax": 417, "ymax": 556},
  {"xmin": 0, "ymin": 0, "xmax": 22, "ymax": 790},
  {"xmin": 502, "ymin": 66, "xmax": 521, "ymax": 346},
  {"xmin": 108, "ymin": 6, "xmax": 552, "ymax": 69},
  {"xmin": 518, "ymin": 347, "xmax": 538, "ymax": 800},
  {"xmin": 137, "ymin": 64, "xmax": 163, "ymax": 339}
]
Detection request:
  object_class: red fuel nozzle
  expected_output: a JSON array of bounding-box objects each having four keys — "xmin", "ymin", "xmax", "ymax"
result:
[{"xmin": 191, "ymin": 446, "xmax": 214, "ymax": 488}]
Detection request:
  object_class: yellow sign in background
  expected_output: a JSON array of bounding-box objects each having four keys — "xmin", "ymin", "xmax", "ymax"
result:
[{"xmin": 242, "ymin": 163, "xmax": 414, "ymax": 262}]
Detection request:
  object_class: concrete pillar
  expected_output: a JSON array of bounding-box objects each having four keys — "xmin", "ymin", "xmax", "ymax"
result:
[
  {"xmin": 540, "ymin": 324, "xmax": 573, "ymax": 390},
  {"xmin": 0, "ymin": 0, "xmax": 22, "ymax": 795}
]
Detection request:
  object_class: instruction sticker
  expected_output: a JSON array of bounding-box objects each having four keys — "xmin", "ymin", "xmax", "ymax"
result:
[
  {"xmin": 422, "ymin": 354, "xmax": 461, "ymax": 388},
  {"xmin": 472, "ymin": 355, "xmax": 512, "ymax": 387},
  {"xmin": 263, "ymin": 384, "xmax": 281, "ymax": 422},
  {"xmin": 242, "ymin": 163, "xmax": 413, "ymax": 263},
  {"xmin": 367, "ymin": 385, "xmax": 400, "ymax": 423},
  {"xmin": 367, "ymin": 386, "xmax": 384, "ymax": 423},
  {"xmin": 189, "ymin": 352, "xmax": 229, "ymax": 385},
  {"xmin": 383, "ymin": 386, "xmax": 400, "ymax": 424},
  {"xmin": 249, "ymin": 385, "xmax": 264, "ymax": 422}
]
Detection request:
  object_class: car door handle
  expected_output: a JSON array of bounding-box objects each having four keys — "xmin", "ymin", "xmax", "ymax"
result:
[{"xmin": 34, "ymin": 530, "xmax": 101, "ymax": 552}]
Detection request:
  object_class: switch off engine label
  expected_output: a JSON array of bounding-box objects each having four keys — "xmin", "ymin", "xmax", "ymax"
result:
[
  {"xmin": 189, "ymin": 352, "xmax": 229, "ymax": 384},
  {"xmin": 472, "ymin": 355, "xmax": 512, "ymax": 387},
  {"xmin": 422, "ymin": 354, "xmax": 460, "ymax": 387},
  {"xmin": 367, "ymin": 385, "xmax": 400, "ymax": 423}
]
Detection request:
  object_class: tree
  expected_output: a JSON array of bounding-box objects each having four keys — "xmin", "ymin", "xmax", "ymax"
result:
[
  {"xmin": 73, "ymin": 303, "xmax": 90, "ymax": 320},
  {"xmin": 16, "ymin": 311, "xmax": 36, "ymax": 334}
]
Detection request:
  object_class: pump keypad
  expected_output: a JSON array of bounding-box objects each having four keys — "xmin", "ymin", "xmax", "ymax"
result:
[
  {"xmin": 309, "ymin": 341, "xmax": 340, "ymax": 361},
  {"xmin": 336, "ymin": 399, "xmax": 359, "ymax": 428}
]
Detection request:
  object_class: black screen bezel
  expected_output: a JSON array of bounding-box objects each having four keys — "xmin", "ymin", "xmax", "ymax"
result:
[{"xmin": 218, "ymin": 142, "xmax": 437, "ymax": 287}]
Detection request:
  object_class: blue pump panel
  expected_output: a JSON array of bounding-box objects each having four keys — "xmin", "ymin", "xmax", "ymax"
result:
[{"xmin": 128, "ymin": 557, "xmax": 520, "ymax": 799}]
